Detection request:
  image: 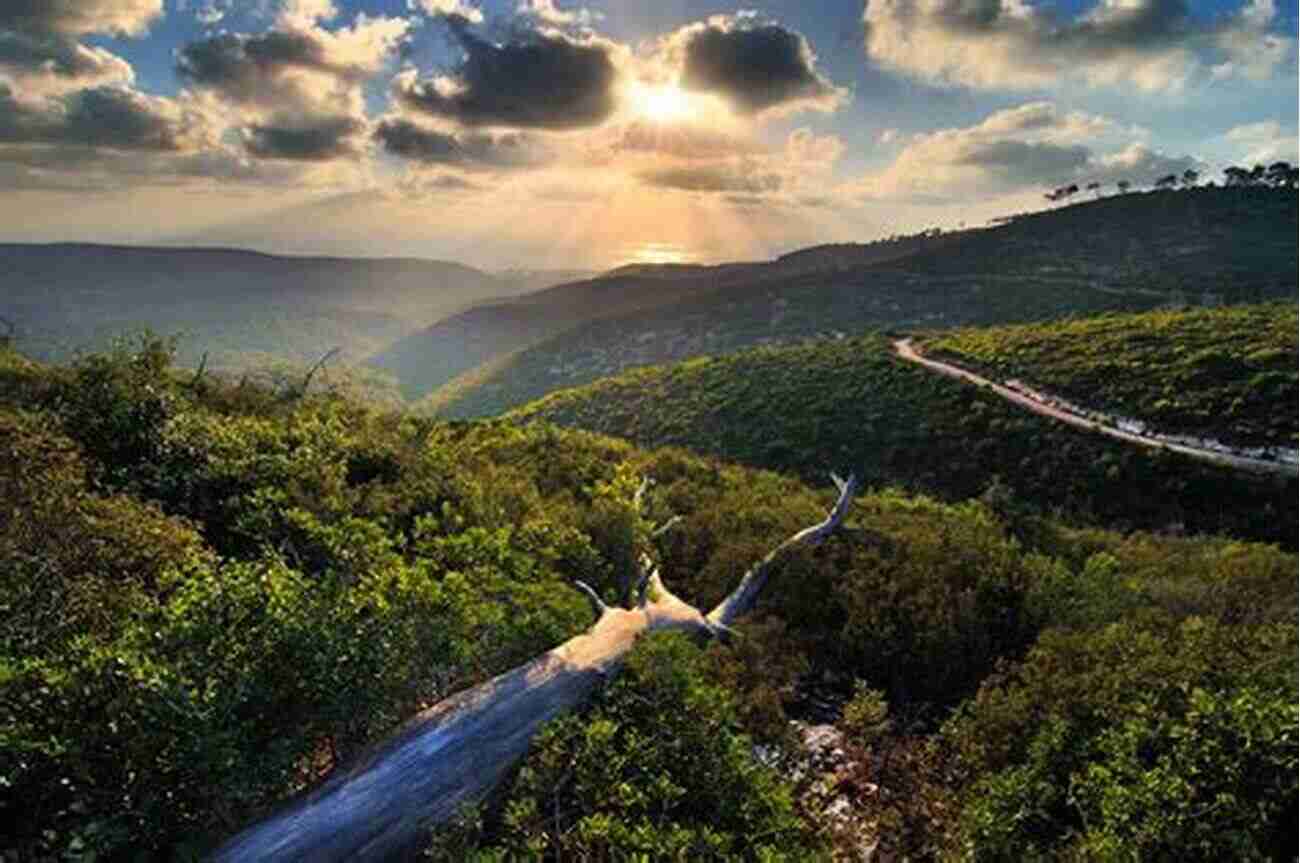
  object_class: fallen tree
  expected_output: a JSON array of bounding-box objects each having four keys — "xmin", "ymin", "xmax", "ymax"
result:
[{"xmin": 211, "ymin": 472, "xmax": 859, "ymax": 861}]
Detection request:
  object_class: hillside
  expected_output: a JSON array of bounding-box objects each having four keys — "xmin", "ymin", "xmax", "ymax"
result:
[
  {"xmin": 921, "ymin": 304, "xmax": 1298, "ymax": 450},
  {"xmin": 0, "ymin": 243, "xmax": 538, "ymax": 375},
  {"xmin": 3, "ymin": 338, "xmax": 1295, "ymax": 861},
  {"xmin": 510, "ymin": 332, "xmax": 1297, "ymax": 549},
  {"xmin": 367, "ymin": 232, "xmax": 945, "ymax": 400},
  {"xmin": 430, "ymin": 187, "xmax": 1297, "ymax": 417}
]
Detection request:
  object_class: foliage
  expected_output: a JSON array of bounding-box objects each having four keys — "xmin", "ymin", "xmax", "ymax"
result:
[
  {"xmin": 427, "ymin": 633, "xmax": 826, "ymax": 861},
  {"xmin": 510, "ymin": 332, "xmax": 1297, "ymax": 549},
  {"xmin": 925, "ymin": 303, "xmax": 1298, "ymax": 449},
  {"xmin": 944, "ymin": 618, "xmax": 1298, "ymax": 861},
  {"xmin": 1, "ymin": 338, "xmax": 1295, "ymax": 861}
]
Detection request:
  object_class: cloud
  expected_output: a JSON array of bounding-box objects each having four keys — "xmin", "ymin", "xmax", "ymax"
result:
[
  {"xmin": 0, "ymin": 83, "xmax": 190, "ymax": 151},
  {"xmin": 392, "ymin": 20, "xmax": 621, "ymax": 129},
  {"xmin": 516, "ymin": 0, "xmax": 601, "ymax": 28},
  {"xmin": 0, "ymin": 0, "xmax": 162, "ymax": 94},
  {"xmin": 176, "ymin": 16, "xmax": 409, "ymax": 108},
  {"xmin": 177, "ymin": 31, "xmax": 340, "ymax": 102},
  {"xmin": 863, "ymin": 0, "xmax": 1296, "ymax": 91},
  {"xmin": 0, "ymin": 0, "xmax": 163, "ymax": 38},
  {"xmin": 1087, "ymin": 142, "xmax": 1202, "ymax": 184},
  {"xmin": 1221, "ymin": 120, "xmax": 1299, "ymax": 166},
  {"xmin": 612, "ymin": 120, "xmax": 759, "ymax": 160},
  {"xmin": 662, "ymin": 14, "xmax": 846, "ymax": 116},
  {"xmin": 785, "ymin": 127, "xmax": 846, "ymax": 165},
  {"xmin": 243, "ymin": 114, "xmax": 365, "ymax": 160},
  {"xmin": 176, "ymin": 7, "xmax": 409, "ymax": 163},
  {"xmin": 408, "ymin": 0, "xmax": 484, "ymax": 24},
  {"xmin": 853, "ymin": 102, "xmax": 1189, "ymax": 201},
  {"xmin": 375, "ymin": 117, "xmax": 548, "ymax": 168},
  {"xmin": 639, "ymin": 162, "xmax": 784, "ymax": 193},
  {"xmin": 0, "ymin": 30, "xmax": 135, "ymax": 89},
  {"xmin": 195, "ymin": 4, "xmax": 228, "ymax": 27}
]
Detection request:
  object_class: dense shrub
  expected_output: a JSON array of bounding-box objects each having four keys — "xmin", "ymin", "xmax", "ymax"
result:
[
  {"xmin": 510, "ymin": 333, "xmax": 1298, "ymax": 549},
  {"xmin": 427, "ymin": 633, "xmax": 826, "ymax": 861},
  {"xmin": 1, "ymin": 341, "xmax": 1295, "ymax": 860},
  {"xmin": 944, "ymin": 618, "xmax": 1298, "ymax": 861},
  {"xmin": 926, "ymin": 304, "xmax": 1298, "ymax": 450}
]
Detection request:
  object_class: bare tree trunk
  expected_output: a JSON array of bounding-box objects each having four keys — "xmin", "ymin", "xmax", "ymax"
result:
[{"xmin": 211, "ymin": 474, "xmax": 858, "ymax": 862}]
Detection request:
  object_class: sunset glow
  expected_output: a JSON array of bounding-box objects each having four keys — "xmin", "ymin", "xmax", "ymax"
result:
[
  {"xmin": 629, "ymin": 83, "xmax": 693, "ymax": 124},
  {"xmin": 0, "ymin": 0, "xmax": 1292, "ymax": 267}
]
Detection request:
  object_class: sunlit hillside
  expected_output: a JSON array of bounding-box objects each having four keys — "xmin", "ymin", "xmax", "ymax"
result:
[{"xmin": 431, "ymin": 187, "xmax": 1298, "ymax": 418}]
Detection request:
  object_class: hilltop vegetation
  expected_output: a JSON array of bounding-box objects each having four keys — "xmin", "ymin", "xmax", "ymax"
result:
[
  {"xmin": 433, "ymin": 186, "xmax": 1297, "ymax": 418},
  {"xmin": 2, "ymin": 338, "xmax": 1295, "ymax": 861},
  {"xmin": 923, "ymin": 303, "xmax": 1298, "ymax": 450},
  {"xmin": 511, "ymin": 332, "xmax": 1297, "ymax": 549}
]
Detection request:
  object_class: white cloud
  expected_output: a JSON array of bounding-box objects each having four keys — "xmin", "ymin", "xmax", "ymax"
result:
[
  {"xmin": 851, "ymin": 102, "xmax": 1193, "ymax": 201},
  {"xmin": 407, "ymin": 0, "xmax": 483, "ymax": 24},
  {"xmin": 863, "ymin": 0, "xmax": 1296, "ymax": 92},
  {"xmin": 1223, "ymin": 121, "xmax": 1300, "ymax": 166},
  {"xmin": 517, "ymin": 0, "xmax": 601, "ymax": 28}
]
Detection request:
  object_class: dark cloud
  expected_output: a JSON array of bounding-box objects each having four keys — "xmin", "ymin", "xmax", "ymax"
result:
[
  {"xmin": 0, "ymin": 30, "xmax": 119, "ymax": 79},
  {"xmin": 0, "ymin": 0, "xmax": 162, "ymax": 38},
  {"xmin": 952, "ymin": 139, "xmax": 1092, "ymax": 179},
  {"xmin": 0, "ymin": 0, "xmax": 150, "ymax": 85},
  {"xmin": 394, "ymin": 21, "xmax": 618, "ymax": 129},
  {"xmin": 677, "ymin": 20, "xmax": 844, "ymax": 114},
  {"xmin": 0, "ymin": 84, "xmax": 183, "ymax": 151},
  {"xmin": 640, "ymin": 163, "xmax": 782, "ymax": 193},
  {"xmin": 242, "ymin": 115, "xmax": 363, "ymax": 161},
  {"xmin": 176, "ymin": 30, "xmax": 341, "ymax": 103},
  {"xmin": 374, "ymin": 118, "xmax": 543, "ymax": 168}
]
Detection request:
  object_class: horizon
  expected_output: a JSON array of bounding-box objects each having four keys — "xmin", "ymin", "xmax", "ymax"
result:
[{"xmin": 1, "ymin": 0, "xmax": 1296, "ymax": 269}]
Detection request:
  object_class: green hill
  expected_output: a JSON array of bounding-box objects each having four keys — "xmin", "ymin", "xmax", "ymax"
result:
[
  {"xmin": 2, "ymin": 338, "xmax": 1295, "ymax": 861},
  {"xmin": 922, "ymin": 303, "xmax": 1298, "ymax": 450},
  {"xmin": 432, "ymin": 186, "xmax": 1297, "ymax": 417},
  {"xmin": 510, "ymin": 330, "xmax": 1297, "ymax": 549}
]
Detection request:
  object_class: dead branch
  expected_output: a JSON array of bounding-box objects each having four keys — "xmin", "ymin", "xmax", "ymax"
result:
[{"xmin": 285, "ymin": 347, "xmax": 341, "ymax": 400}]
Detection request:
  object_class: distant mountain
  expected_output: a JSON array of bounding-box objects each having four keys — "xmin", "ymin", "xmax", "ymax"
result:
[
  {"xmin": 428, "ymin": 186, "xmax": 1298, "ymax": 418},
  {"xmin": 0, "ymin": 243, "xmax": 536, "ymax": 373}
]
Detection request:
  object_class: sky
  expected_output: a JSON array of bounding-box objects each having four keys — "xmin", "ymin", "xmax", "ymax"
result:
[{"xmin": 0, "ymin": 0, "xmax": 1296, "ymax": 269}]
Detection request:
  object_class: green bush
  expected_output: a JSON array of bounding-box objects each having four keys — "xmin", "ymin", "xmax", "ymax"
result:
[
  {"xmin": 945, "ymin": 618, "xmax": 1298, "ymax": 861},
  {"xmin": 427, "ymin": 632, "xmax": 827, "ymax": 861}
]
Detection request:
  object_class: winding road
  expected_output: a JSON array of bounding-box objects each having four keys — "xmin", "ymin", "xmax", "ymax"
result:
[{"xmin": 892, "ymin": 338, "xmax": 1297, "ymax": 479}]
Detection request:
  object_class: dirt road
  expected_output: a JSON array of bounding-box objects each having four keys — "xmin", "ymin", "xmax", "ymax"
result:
[{"xmin": 892, "ymin": 338, "xmax": 1297, "ymax": 478}]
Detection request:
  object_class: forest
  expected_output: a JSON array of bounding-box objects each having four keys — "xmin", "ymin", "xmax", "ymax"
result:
[{"xmin": 2, "ymin": 329, "xmax": 1295, "ymax": 861}]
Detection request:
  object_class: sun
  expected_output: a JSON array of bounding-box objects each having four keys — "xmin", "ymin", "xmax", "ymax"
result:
[{"xmin": 630, "ymin": 82, "xmax": 692, "ymax": 123}]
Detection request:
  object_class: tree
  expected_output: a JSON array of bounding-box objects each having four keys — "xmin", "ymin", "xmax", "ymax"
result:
[
  {"xmin": 1086, "ymin": 181, "xmax": 1101, "ymax": 198},
  {"xmin": 1154, "ymin": 174, "xmax": 1178, "ymax": 190},
  {"xmin": 1180, "ymin": 169, "xmax": 1199, "ymax": 187},
  {"xmin": 212, "ymin": 474, "xmax": 860, "ymax": 861},
  {"xmin": 1116, "ymin": 179, "xmax": 1131, "ymax": 194},
  {"xmin": 1266, "ymin": 161, "xmax": 1297, "ymax": 189},
  {"xmin": 1249, "ymin": 163, "xmax": 1267, "ymax": 185},
  {"xmin": 1224, "ymin": 165, "xmax": 1251, "ymax": 186}
]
